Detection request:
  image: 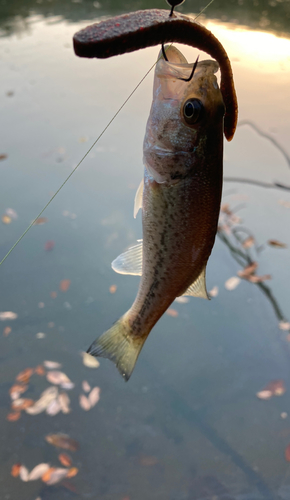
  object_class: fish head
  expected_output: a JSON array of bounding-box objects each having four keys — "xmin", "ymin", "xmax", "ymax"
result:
[{"xmin": 143, "ymin": 45, "xmax": 225, "ymax": 184}]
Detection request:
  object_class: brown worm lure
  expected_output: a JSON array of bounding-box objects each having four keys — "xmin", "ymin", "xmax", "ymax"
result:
[{"xmin": 73, "ymin": 9, "xmax": 238, "ymax": 141}]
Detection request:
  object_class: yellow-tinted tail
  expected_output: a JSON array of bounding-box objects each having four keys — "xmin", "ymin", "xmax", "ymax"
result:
[{"xmin": 87, "ymin": 315, "xmax": 147, "ymax": 381}]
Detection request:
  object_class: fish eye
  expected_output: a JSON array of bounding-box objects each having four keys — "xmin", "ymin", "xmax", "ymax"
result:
[{"xmin": 183, "ymin": 98, "xmax": 204, "ymax": 125}]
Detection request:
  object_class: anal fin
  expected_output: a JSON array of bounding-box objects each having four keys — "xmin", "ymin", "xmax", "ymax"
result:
[{"xmin": 181, "ymin": 266, "xmax": 210, "ymax": 300}]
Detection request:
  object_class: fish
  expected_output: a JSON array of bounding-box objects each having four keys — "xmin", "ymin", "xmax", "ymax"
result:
[{"xmin": 87, "ymin": 45, "xmax": 225, "ymax": 381}]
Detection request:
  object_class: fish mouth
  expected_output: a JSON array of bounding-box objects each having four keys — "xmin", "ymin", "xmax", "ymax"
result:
[{"xmin": 156, "ymin": 45, "xmax": 219, "ymax": 81}]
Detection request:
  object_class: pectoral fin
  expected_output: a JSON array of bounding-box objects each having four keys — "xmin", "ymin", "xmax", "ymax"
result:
[
  {"xmin": 133, "ymin": 179, "xmax": 144, "ymax": 218},
  {"xmin": 111, "ymin": 241, "xmax": 143, "ymax": 275},
  {"xmin": 181, "ymin": 267, "xmax": 210, "ymax": 300}
]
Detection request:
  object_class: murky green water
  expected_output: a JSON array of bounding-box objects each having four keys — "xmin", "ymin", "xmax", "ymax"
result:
[{"xmin": 1, "ymin": 1, "xmax": 290, "ymax": 499}]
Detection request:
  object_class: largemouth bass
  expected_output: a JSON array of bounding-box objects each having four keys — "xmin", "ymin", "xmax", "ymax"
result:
[{"xmin": 87, "ymin": 46, "xmax": 225, "ymax": 380}]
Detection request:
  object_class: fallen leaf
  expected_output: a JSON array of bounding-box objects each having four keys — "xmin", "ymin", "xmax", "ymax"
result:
[
  {"xmin": 45, "ymin": 433, "xmax": 79, "ymax": 451},
  {"xmin": 79, "ymin": 394, "xmax": 91, "ymax": 411},
  {"xmin": 6, "ymin": 411, "xmax": 21, "ymax": 421},
  {"xmin": 44, "ymin": 240, "xmax": 55, "ymax": 251},
  {"xmin": 82, "ymin": 381, "xmax": 91, "ymax": 393},
  {"xmin": 34, "ymin": 365, "xmax": 45, "ymax": 376},
  {"xmin": 50, "ymin": 291, "xmax": 57, "ymax": 299},
  {"xmin": 88, "ymin": 387, "xmax": 101, "ymax": 407},
  {"xmin": 2, "ymin": 215, "xmax": 11, "ymax": 224},
  {"xmin": 256, "ymin": 380, "xmax": 286, "ymax": 400},
  {"xmin": 12, "ymin": 398, "xmax": 34, "ymax": 411},
  {"xmin": 0, "ymin": 154, "xmax": 8, "ymax": 161},
  {"xmin": 11, "ymin": 463, "xmax": 21, "ymax": 477},
  {"xmin": 61, "ymin": 381, "xmax": 75, "ymax": 390},
  {"xmin": 109, "ymin": 284, "xmax": 117, "ymax": 294},
  {"xmin": 33, "ymin": 217, "xmax": 48, "ymax": 225},
  {"xmin": 209, "ymin": 286, "xmax": 219, "ymax": 298},
  {"xmin": 66, "ymin": 467, "xmax": 78, "ymax": 478},
  {"xmin": 59, "ymin": 279, "xmax": 71, "ymax": 292},
  {"xmin": 3, "ymin": 326, "xmax": 11, "ymax": 336},
  {"xmin": 16, "ymin": 368, "xmax": 34, "ymax": 384},
  {"xmin": 19, "ymin": 465, "xmax": 29, "ymax": 481},
  {"xmin": 58, "ymin": 453, "xmax": 72, "ymax": 467},
  {"xmin": 166, "ymin": 308, "xmax": 179, "ymax": 317},
  {"xmin": 225, "ymin": 276, "xmax": 241, "ymax": 290},
  {"xmin": 42, "ymin": 467, "xmax": 68, "ymax": 485},
  {"xmin": 0, "ymin": 311, "xmax": 18, "ymax": 320},
  {"xmin": 36, "ymin": 332, "xmax": 46, "ymax": 339},
  {"xmin": 44, "ymin": 360, "xmax": 62, "ymax": 369},
  {"xmin": 5, "ymin": 208, "xmax": 17, "ymax": 219},
  {"xmin": 9, "ymin": 384, "xmax": 28, "ymax": 399},
  {"xmin": 279, "ymin": 200, "xmax": 290, "ymax": 209},
  {"xmin": 268, "ymin": 239, "xmax": 287, "ymax": 248},
  {"xmin": 256, "ymin": 390, "xmax": 272, "ymax": 400},
  {"xmin": 28, "ymin": 463, "xmax": 50, "ymax": 481},
  {"xmin": 174, "ymin": 296, "xmax": 189, "ymax": 304},
  {"xmin": 82, "ymin": 352, "xmax": 100, "ymax": 368},
  {"xmin": 285, "ymin": 444, "xmax": 290, "ymax": 462},
  {"xmin": 242, "ymin": 236, "xmax": 255, "ymax": 248},
  {"xmin": 279, "ymin": 321, "xmax": 290, "ymax": 331},
  {"xmin": 220, "ymin": 203, "xmax": 231, "ymax": 215},
  {"xmin": 139, "ymin": 456, "xmax": 158, "ymax": 466},
  {"xmin": 41, "ymin": 467, "xmax": 56, "ymax": 483},
  {"xmin": 46, "ymin": 370, "xmax": 71, "ymax": 386},
  {"xmin": 56, "ymin": 393, "xmax": 70, "ymax": 414},
  {"xmin": 237, "ymin": 262, "xmax": 258, "ymax": 279},
  {"xmin": 26, "ymin": 386, "xmax": 58, "ymax": 415},
  {"xmin": 46, "ymin": 398, "xmax": 62, "ymax": 416},
  {"xmin": 247, "ymin": 274, "xmax": 271, "ymax": 283}
]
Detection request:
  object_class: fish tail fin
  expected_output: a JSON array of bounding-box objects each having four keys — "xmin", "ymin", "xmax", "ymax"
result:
[{"xmin": 87, "ymin": 315, "xmax": 147, "ymax": 381}]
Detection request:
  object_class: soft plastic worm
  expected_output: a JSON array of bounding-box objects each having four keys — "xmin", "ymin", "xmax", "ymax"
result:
[{"xmin": 73, "ymin": 9, "xmax": 238, "ymax": 141}]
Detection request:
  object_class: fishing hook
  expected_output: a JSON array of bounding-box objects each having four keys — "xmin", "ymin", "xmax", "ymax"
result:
[{"xmin": 162, "ymin": 1, "xmax": 186, "ymax": 61}]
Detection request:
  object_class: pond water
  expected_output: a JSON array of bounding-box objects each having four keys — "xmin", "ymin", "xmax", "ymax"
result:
[{"xmin": 1, "ymin": 0, "xmax": 290, "ymax": 499}]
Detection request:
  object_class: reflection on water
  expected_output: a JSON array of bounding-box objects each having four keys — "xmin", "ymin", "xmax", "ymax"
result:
[{"xmin": 1, "ymin": 1, "xmax": 290, "ymax": 499}]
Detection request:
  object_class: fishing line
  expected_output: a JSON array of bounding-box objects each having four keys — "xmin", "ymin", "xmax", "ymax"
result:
[{"xmin": 0, "ymin": 1, "xmax": 214, "ymax": 268}]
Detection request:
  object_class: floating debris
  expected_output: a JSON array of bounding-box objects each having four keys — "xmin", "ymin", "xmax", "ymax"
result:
[
  {"xmin": 6, "ymin": 411, "xmax": 21, "ymax": 421},
  {"xmin": 0, "ymin": 154, "xmax": 8, "ymax": 161},
  {"xmin": 59, "ymin": 279, "xmax": 71, "ymax": 292},
  {"xmin": 46, "ymin": 399, "xmax": 62, "ymax": 416},
  {"xmin": 38, "ymin": 302, "xmax": 45, "ymax": 309},
  {"xmin": 43, "ymin": 467, "xmax": 69, "ymax": 485},
  {"xmin": 0, "ymin": 311, "xmax": 18, "ymax": 321},
  {"xmin": 5, "ymin": 208, "xmax": 18, "ymax": 219},
  {"xmin": 139, "ymin": 455, "xmax": 158, "ymax": 467},
  {"xmin": 66, "ymin": 467, "xmax": 78, "ymax": 478},
  {"xmin": 58, "ymin": 392, "xmax": 71, "ymax": 413},
  {"xmin": 225, "ymin": 276, "xmax": 241, "ymax": 290},
  {"xmin": 50, "ymin": 291, "xmax": 57, "ymax": 299},
  {"xmin": 238, "ymin": 262, "xmax": 258, "ymax": 279},
  {"xmin": 82, "ymin": 352, "xmax": 100, "ymax": 368},
  {"xmin": 16, "ymin": 368, "xmax": 34, "ymax": 384},
  {"xmin": 109, "ymin": 284, "xmax": 117, "ymax": 294}
]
